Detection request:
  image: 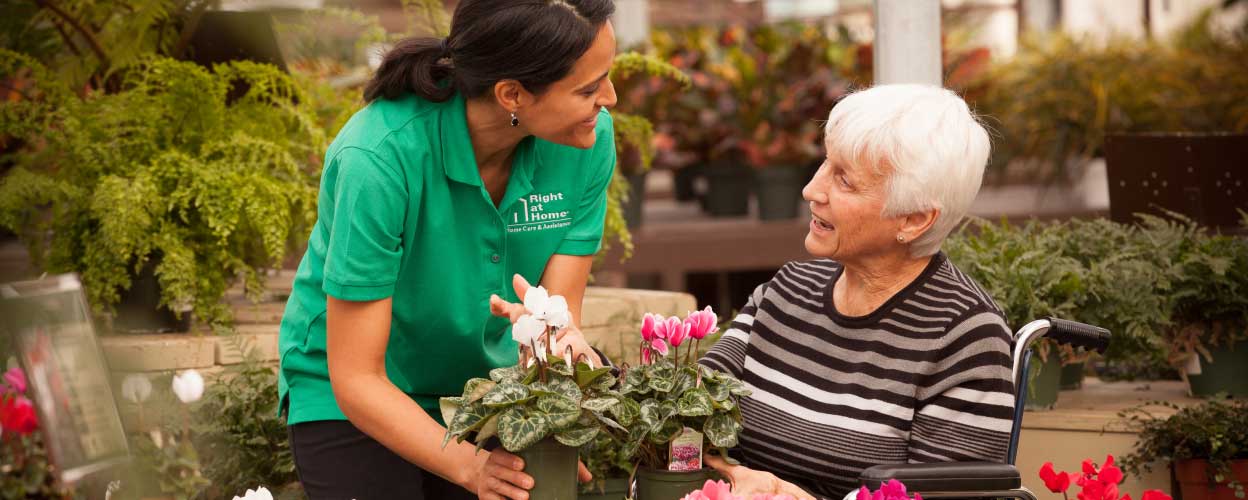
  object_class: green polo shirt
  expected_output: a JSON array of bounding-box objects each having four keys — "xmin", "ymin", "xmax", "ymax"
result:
[{"xmin": 277, "ymin": 92, "xmax": 615, "ymax": 425}]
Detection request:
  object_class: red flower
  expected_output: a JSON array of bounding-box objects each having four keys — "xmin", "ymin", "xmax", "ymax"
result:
[
  {"xmin": 0, "ymin": 395, "xmax": 39, "ymax": 435},
  {"xmin": 1082, "ymin": 459, "xmax": 1099, "ymax": 476},
  {"xmin": 1040, "ymin": 463, "xmax": 1073, "ymax": 493},
  {"xmin": 1140, "ymin": 491, "xmax": 1171, "ymax": 500}
]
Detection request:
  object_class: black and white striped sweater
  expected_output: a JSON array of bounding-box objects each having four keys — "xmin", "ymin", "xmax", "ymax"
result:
[{"xmin": 699, "ymin": 253, "xmax": 1016, "ymax": 499}]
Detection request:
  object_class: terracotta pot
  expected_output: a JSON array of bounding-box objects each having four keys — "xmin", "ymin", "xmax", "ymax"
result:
[{"xmin": 1174, "ymin": 459, "xmax": 1248, "ymax": 500}]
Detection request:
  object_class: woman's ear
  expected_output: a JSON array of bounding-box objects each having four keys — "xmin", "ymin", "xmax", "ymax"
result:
[
  {"xmin": 899, "ymin": 207, "xmax": 940, "ymax": 243},
  {"xmin": 492, "ymin": 79, "xmax": 527, "ymax": 113}
]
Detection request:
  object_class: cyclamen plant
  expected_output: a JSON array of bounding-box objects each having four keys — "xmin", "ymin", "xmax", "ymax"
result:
[
  {"xmin": 1039, "ymin": 455, "xmax": 1172, "ymax": 500},
  {"xmin": 680, "ymin": 479, "xmax": 799, "ymax": 500},
  {"xmin": 615, "ymin": 307, "xmax": 752, "ymax": 470},
  {"xmin": 441, "ymin": 286, "xmax": 621, "ymax": 453}
]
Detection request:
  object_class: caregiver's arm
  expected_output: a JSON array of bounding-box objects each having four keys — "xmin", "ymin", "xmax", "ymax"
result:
[{"xmin": 326, "ymin": 296, "xmax": 534, "ymax": 500}]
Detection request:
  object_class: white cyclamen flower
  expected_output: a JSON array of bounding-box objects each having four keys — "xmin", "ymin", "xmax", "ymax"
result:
[
  {"xmin": 232, "ymin": 486, "xmax": 274, "ymax": 500},
  {"xmin": 523, "ymin": 286, "xmax": 570, "ymax": 329},
  {"xmin": 121, "ymin": 374, "xmax": 152, "ymax": 404},
  {"xmin": 171, "ymin": 370, "xmax": 204, "ymax": 404},
  {"xmin": 512, "ymin": 314, "xmax": 547, "ymax": 346}
]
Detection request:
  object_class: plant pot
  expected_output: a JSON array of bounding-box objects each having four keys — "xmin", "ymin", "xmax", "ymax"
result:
[
  {"xmin": 755, "ymin": 165, "xmax": 805, "ymax": 221},
  {"xmin": 1185, "ymin": 339, "xmax": 1248, "ymax": 398},
  {"xmin": 1060, "ymin": 361, "xmax": 1086, "ymax": 390},
  {"xmin": 623, "ymin": 171, "xmax": 648, "ymax": 229},
  {"xmin": 635, "ymin": 467, "xmax": 713, "ymax": 500},
  {"xmin": 579, "ymin": 476, "xmax": 631, "ymax": 500},
  {"xmin": 673, "ymin": 164, "xmax": 702, "ymax": 202},
  {"xmin": 703, "ymin": 162, "xmax": 752, "ymax": 217},
  {"xmin": 1173, "ymin": 459, "xmax": 1248, "ymax": 500},
  {"xmin": 114, "ymin": 261, "xmax": 192, "ymax": 333},
  {"xmin": 517, "ymin": 437, "xmax": 580, "ymax": 500},
  {"xmin": 1025, "ymin": 352, "xmax": 1062, "ymax": 411}
]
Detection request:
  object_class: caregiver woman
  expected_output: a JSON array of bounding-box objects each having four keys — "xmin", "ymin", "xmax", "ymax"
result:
[{"xmin": 276, "ymin": 1, "xmax": 618, "ymax": 498}]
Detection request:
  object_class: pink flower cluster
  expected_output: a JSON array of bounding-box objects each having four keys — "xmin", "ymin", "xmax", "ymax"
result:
[
  {"xmin": 679, "ymin": 480, "xmax": 797, "ymax": 500},
  {"xmin": 1, "ymin": 367, "xmax": 38, "ymax": 436},
  {"xmin": 856, "ymin": 479, "xmax": 921, "ymax": 500},
  {"xmin": 1039, "ymin": 455, "xmax": 1171, "ymax": 500},
  {"xmin": 640, "ymin": 306, "xmax": 720, "ymax": 365}
]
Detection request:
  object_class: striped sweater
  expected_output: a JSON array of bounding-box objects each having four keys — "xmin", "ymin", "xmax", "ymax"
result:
[{"xmin": 700, "ymin": 254, "xmax": 1016, "ymax": 499}]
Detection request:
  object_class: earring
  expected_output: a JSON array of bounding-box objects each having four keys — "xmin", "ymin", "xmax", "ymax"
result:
[
  {"xmin": 510, "ymin": 112, "xmax": 519, "ymax": 127},
  {"xmin": 896, "ymin": 235, "xmax": 905, "ymax": 243}
]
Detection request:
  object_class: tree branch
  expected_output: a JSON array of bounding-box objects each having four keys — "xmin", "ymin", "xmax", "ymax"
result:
[
  {"xmin": 48, "ymin": 18, "xmax": 83, "ymax": 57},
  {"xmin": 32, "ymin": 0, "xmax": 108, "ymax": 67}
]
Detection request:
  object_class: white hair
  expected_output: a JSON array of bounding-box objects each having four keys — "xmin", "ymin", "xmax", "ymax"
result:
[{"xmin": 823, "ymin": 84, "xmax": 990, "ymax": 257}]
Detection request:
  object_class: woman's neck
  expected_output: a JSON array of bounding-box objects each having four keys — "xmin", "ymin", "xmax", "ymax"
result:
[
  {"xmin": 464, "ymin": 97, "xmax": 528, "ymax": 173},
  {"xmin": 834, "ymin": 250, "xmax": 934, "ymax": 317}
]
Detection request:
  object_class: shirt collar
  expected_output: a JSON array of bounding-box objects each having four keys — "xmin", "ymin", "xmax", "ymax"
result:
[{"xmin": 439, "ymin": 92, "xmax": 536, "ymax": 198}]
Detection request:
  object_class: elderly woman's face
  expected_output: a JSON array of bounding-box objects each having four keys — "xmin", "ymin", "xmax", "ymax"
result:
[{"xmin": 802, "ymin": 152, "xmax": 902, "ymax": 261}]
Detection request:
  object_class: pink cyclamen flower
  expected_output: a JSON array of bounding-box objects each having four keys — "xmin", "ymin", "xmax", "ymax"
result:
[
  {"xmin": 641, "ymin": 313, "xmax": 659, "ymax": 341},
  {"xmin": 3, "ymin": 367, "xmax": 26, "ymax": 395},
  {"xmin": 752, "ymin": 495, "xmax": 797, "ymax": 500},
  {"xmin": 650, "ymin": 338, "xmax": 670, "ymax": 357},
  {"xmin": 686, "ymin": 306, "xmax": 719, "ymax": 340},
  {"xmin": 658, "ymin": 316, "xmax": 690, "ymax": 347},
  {"xmin": 679, "ymin": 480, "xmax": 740, "ymax": 500}
]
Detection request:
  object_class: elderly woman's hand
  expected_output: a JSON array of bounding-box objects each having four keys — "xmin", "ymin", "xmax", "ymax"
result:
[{"xmin": 705, "ymin": 455, "xmax": 816, "ymax": 500}]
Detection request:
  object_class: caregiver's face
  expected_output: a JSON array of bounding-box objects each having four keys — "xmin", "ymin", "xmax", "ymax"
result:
[
  {"xmin": 523, "ymin": 21, "xmax": 618, "ymax": 149},
  {"xmin": 802, "ymin": 149, "xmax": 900, "ymax": 261}
]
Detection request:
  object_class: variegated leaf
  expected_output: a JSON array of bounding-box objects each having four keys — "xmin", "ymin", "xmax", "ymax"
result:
[
  {"xmin": 483, "ymin": 381, "xmax": 533, "ymax": 408},
  {"xmin": 497, "ymin": 407, "xmax": 551, "ymax": 452}
]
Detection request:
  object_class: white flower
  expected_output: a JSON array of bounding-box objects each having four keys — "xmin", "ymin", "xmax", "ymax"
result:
[
  {"xmin": 121, "ymin": 374, "xmax": 152, "ymax": 404},
  {"xmin": 533, "ymin": 339, "xmax": 548, "ymax": 364},
  {"xmin": 171, "ymin": 370, "xmax": 204, "ymax": 404},
  {"xmin": 512, "ymin": 314, "xmax": 547, "ymax": 346},
  {"xmin": 232, "ymin": 486, "xmax": 273, "ymax": 500},
  {"xmin": 524, "ymin": 286, "xmax": 570, "ymax": 329}
]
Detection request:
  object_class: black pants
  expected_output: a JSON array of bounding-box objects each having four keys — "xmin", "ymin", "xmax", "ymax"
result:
[{"xmin": 289, "ymin": 420, "xmax": 478, "ymax": 500}]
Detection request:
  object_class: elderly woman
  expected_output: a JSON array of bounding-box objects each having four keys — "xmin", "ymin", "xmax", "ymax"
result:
[{"xmin": 700, "ymin": 84, "xmax": 1015, "ymax": 500}]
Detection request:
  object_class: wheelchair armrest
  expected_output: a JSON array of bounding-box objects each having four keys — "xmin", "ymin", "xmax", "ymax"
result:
[{"xmin": 858, "ymin": 462, "xmax": 1021, "ymax": 492}]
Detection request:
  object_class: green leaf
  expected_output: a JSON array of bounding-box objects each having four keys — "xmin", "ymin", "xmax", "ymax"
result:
[
  {"xmin": 490, "ymin": 366, "xmax": 523, "ymax": 383},
  {"xmin": 531, "ymin": 376, "xmax": 582, "ymax": 403},
  {"xmin": 439, "ymin": 396, "xmax": 465, "ymax": 430},
  {"xmin": 620, "ymin": 424, "xmax": 648, "ymax": 459},
  {"xmin": 575, "ymin": 364, "xmax": 614, "ymax": 388},
  {"xmin": 648, "ymin": 364, "xmax": 676, "ymax": 393},
  {"xmin": 650, "ymin": 419, "xmax": 683, "ymax": 444},
  {"xmin": 555, "ymin": 426, "xmax": 600, "ymax": 447},
  {"xmin": 704, "ymin": 413, "xmax": 743, "ymax": 448},
  {"xmin": 639, "ymin": 399, "xmax": 662, "ymax": 430},
  {"xmin": 621, "ymin": 367, "xmax": 649, "ymax": 395},
  {"xmin": 474, "ymin": 416, "xmax": 499, "ymax": 452},
  {"xmin": 595, "ymin": 413, "xmax": 629, "ymax": 433},
  {"xmin": 534, "ymin": 395, "xmax": 581, "ymax": 429},
  {"xmin": 497, "ymin": 407, "xmax": 551, "ymax": 452},
  {"xmin": 609, "ymin": 396, "xmax": 641, "ymax": 427},
  {"xmin": 677, "ymin": 387, "xmax": 714, "ymax": 417},
  {"xmin": 549, "ymin": 357, "xmax": 574, "ymax": 376},
  {"xmin": 463, "ymin": 378, "xmax": 497, "ymax": 404},
  {"xmin": 704, "ymin": 379, "xmax": 730, "ymax": 402},
  {"xmin": 483, "ymin": 381, "xmax": 534, "ymax": 408},
  {"xmin": 445, "ymin": 402, "xmax": 491, "ymax": 446},
  {"xmin": 581, "ymin": 397, "xmax": 620, "ymax": 413}
]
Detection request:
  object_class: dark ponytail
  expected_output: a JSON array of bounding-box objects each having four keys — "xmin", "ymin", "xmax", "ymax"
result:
[
  {"xmin": 364, "ymin": 0, "xmax": 616, "ymax": 104},
  {"xmin": 364, "ymin": 37, "xmax": 454, "ymax": 102}
]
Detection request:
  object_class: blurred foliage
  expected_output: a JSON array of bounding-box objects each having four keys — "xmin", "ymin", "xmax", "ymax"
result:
[
  {"xmin": 945, "ymin": 214, "xmax": 1248, "ymax": 380},
  {"xmin": 971, "ymin": 11, "xmax": 1248, "ymax": 182}
]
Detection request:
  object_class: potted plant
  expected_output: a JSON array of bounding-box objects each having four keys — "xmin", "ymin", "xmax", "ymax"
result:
[
  {"xmin": 609, "ymin": 308, "xmax": 751, "ymax": 500},
  {"xmin": 0, "ymin": 51, "xmax": 321, "ymax": 330},
  {"xmin": 1118, "ymin": 399, "xmax": 1248, "ymax": 500},
  {"xmin": 945, "ymin": 219, "xmax": 1092, "ymax": 410},
  {"xmin": 442, "ymin": 286, "xmax": 621, "ymax": 500},
  {"xmin": 1037, "ymin": 455, "xmax": 1171, "ymax": 500}
]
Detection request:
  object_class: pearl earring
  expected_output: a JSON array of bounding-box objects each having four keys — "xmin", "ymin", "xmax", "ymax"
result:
[{"xmin": 896, "ymin": 235, "xmax": 905, "ymax": 243}]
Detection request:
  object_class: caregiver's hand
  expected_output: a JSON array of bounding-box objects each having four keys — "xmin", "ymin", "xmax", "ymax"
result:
[
  {"xmin": 471, "ymin": 449, "xmax": 532, "ymax": 500},
  {"xmin": 705, "ymin": 455, "xmax": 816, "ymax": 500},
  {"xmin": 489, "ymin": 274, "xmax": 600, "ymax": 366}
]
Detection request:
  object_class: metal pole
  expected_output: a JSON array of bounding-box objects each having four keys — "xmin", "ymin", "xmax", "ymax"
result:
[{"xmin": 873, "ymin": 0, "xmax": 942, "ymax": 86}]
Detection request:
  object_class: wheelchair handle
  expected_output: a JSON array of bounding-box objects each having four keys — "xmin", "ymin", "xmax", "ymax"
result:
[{"xmin": 1045, "ymin": 317, "xmax": 1111, "ymax": 354}]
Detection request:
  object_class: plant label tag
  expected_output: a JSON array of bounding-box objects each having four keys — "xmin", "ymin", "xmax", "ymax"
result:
[{"xmin": 668, "ymin": 427, "xmax": 703, "ymax": 471}]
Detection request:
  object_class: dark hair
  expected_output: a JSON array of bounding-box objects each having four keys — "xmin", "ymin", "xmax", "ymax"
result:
[{"xmin": 364, "ymin": 0, "xmax": 616, "ymax": 103}]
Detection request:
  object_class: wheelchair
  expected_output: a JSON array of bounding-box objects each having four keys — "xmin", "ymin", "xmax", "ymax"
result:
[{"xmin": 856, "ymin": 318, "xmax": 1113, "ymax": 500}]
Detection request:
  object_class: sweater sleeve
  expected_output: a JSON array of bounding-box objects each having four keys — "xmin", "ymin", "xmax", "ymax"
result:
[
  {"xmin": 698, "ymin": 282, "xmax": 768, "ymax": 379},
  {"xmin": 908, "ymin": 309, "xmax": 1016, "ymax": 463}
]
